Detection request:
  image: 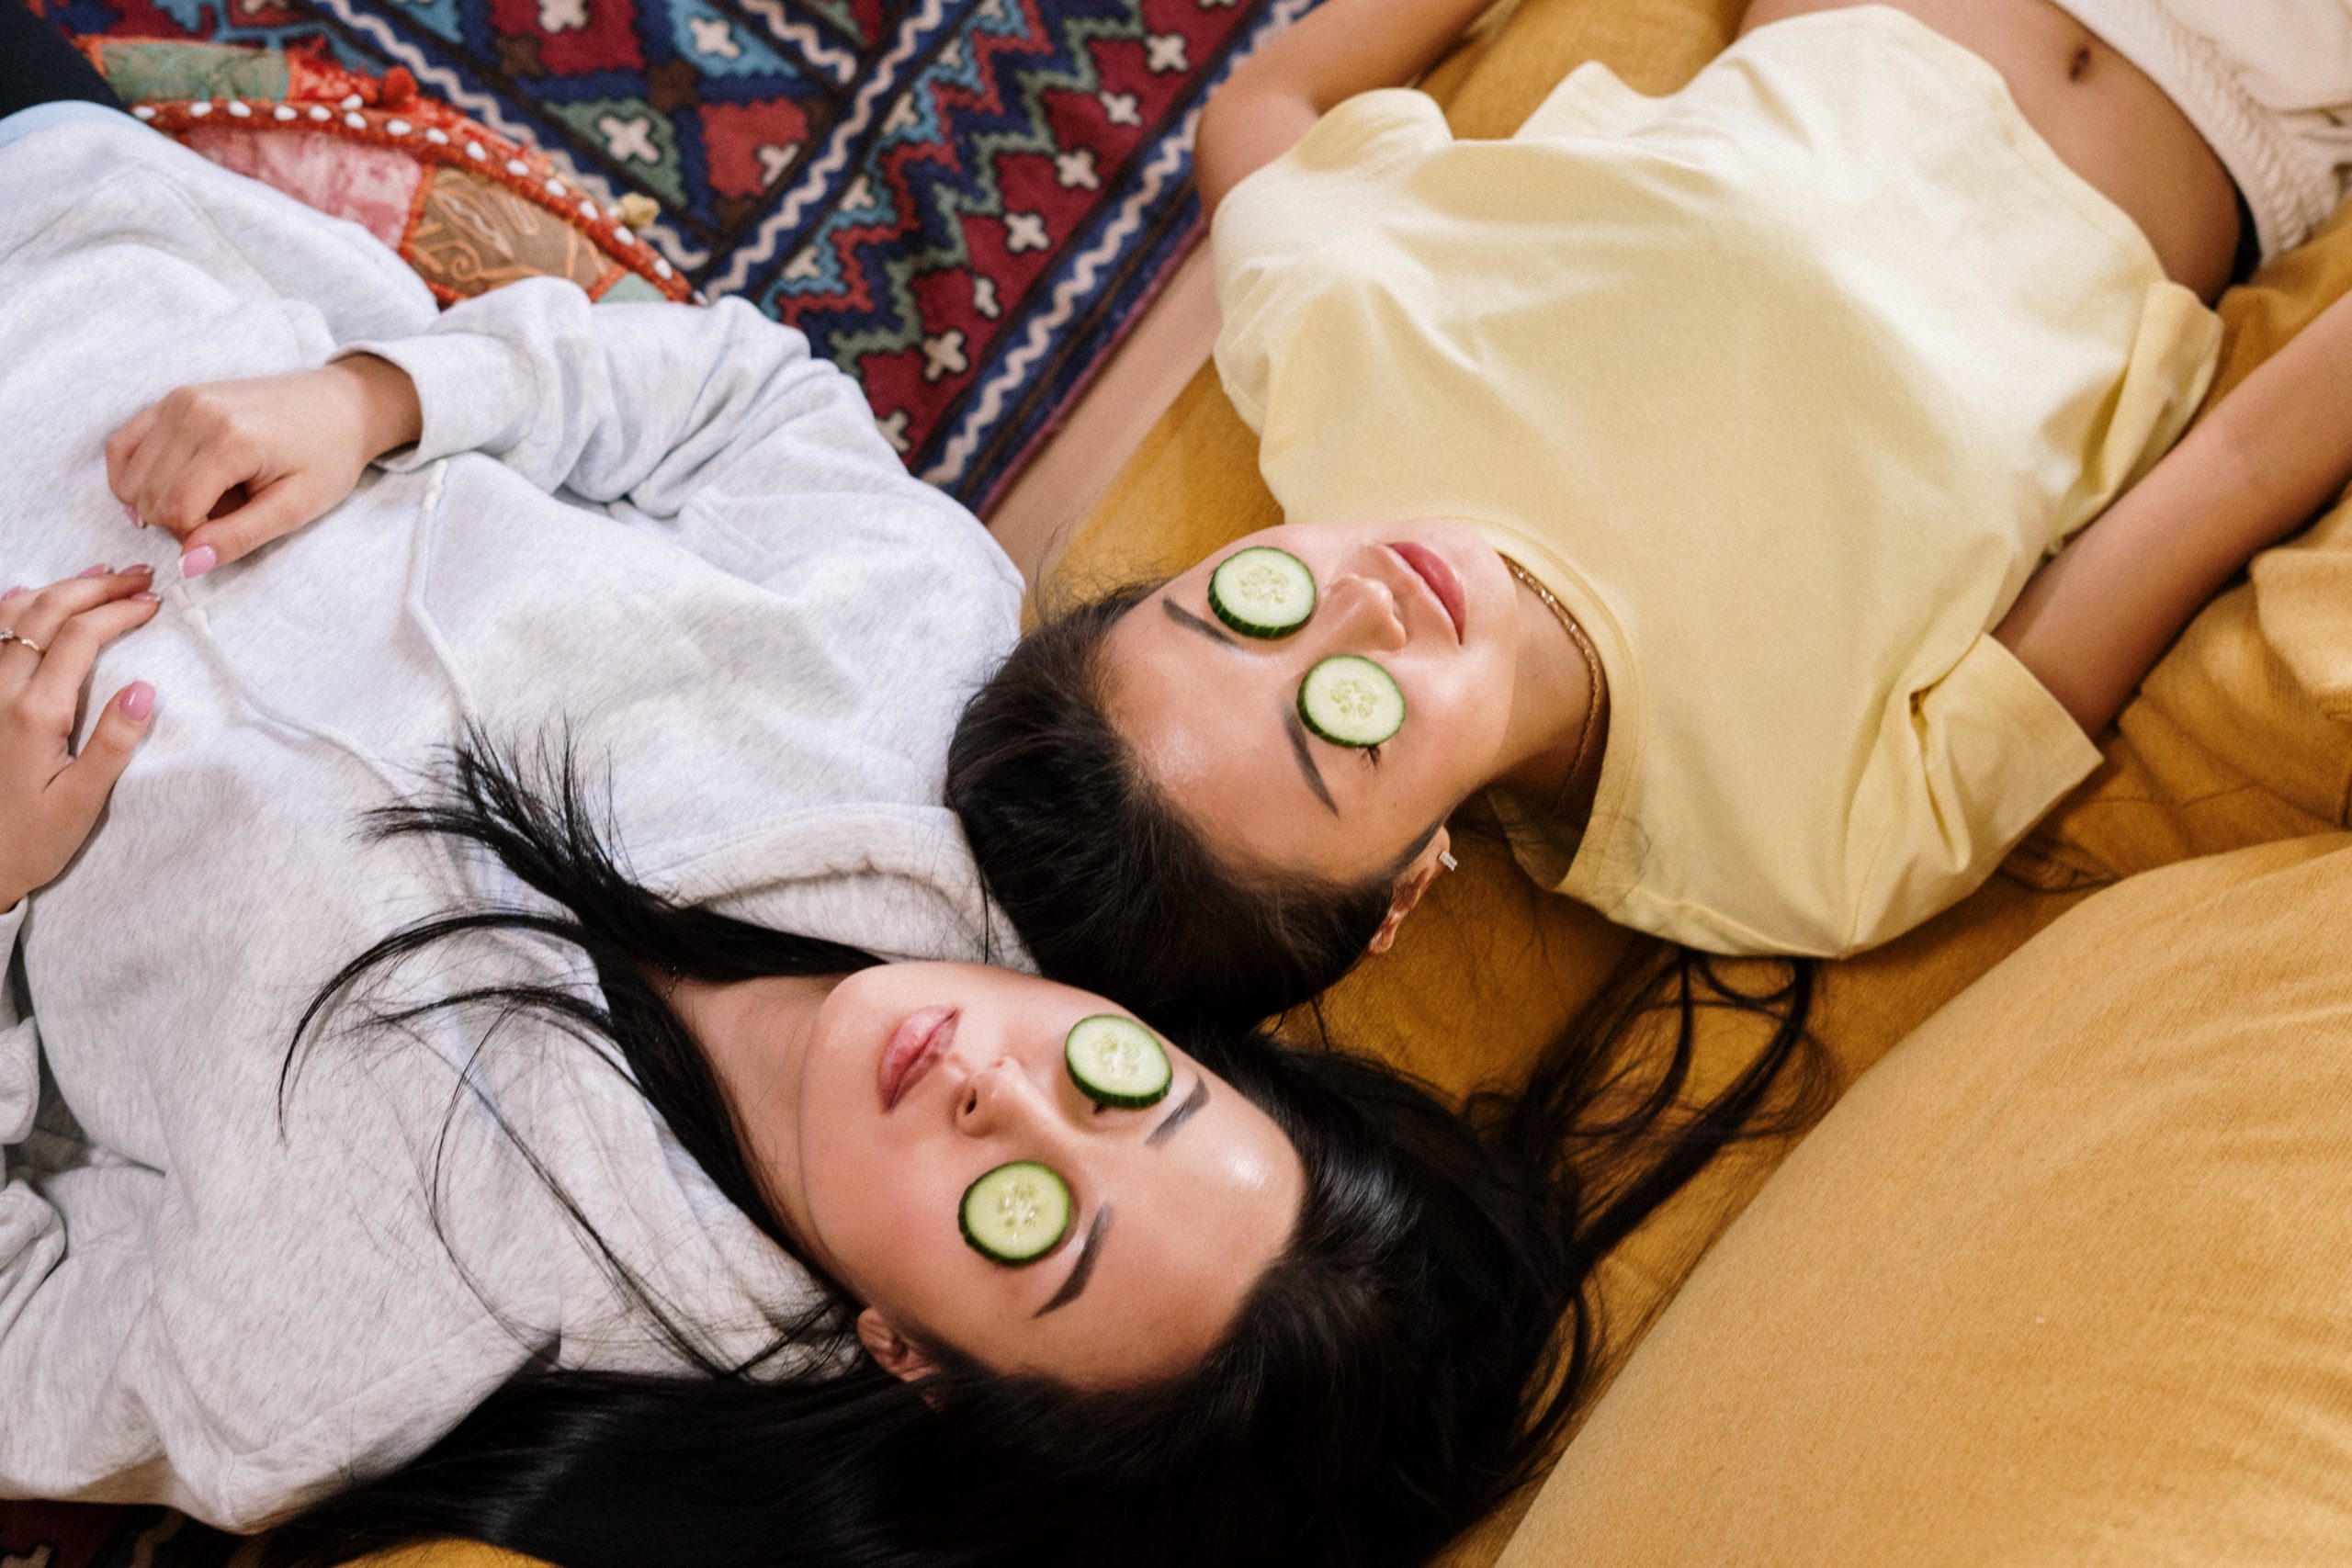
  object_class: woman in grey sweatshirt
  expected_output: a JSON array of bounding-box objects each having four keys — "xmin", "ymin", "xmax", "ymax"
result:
[{"xmin": 0, "ymin": 82, "xmax": 1351, "ymax": 1551}]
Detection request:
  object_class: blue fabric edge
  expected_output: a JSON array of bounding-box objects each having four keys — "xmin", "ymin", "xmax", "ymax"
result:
[{"xmin": 0, "ymin": 99, "xmax": 133, "ymax": 152}]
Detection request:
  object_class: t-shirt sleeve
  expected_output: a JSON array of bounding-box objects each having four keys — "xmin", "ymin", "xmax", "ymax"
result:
[
  {"xmin": 1839, "ymin": 634, "xmax": 2102, "ymax": 953},
  {"xmin": 1210, "ymin": 88, "xmax": 1451, "ymax": 429},
  {"xmin": 1604, "ymin": 635, "xmax": 2100, "ymax": 959}
]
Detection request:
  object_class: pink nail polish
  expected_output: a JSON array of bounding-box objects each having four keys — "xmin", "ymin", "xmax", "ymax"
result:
[
  {"xmin": 123, "ymin": 562, "xmax": 153, "ymax": 577},
  {"xmin": 180, "ymin": 546, "xmax": 218, "ymax": 580},
  {"xmin": 122, "ymin": 502, "xmax": 142, "ymax": 527},
  {"xmin": 0, "ymin": 587, "xmax": 18, "ymax": 601},
  {"xmin": 78, "ymin": 563, "xmax": 109, "ymax": 579},
  {"xmin": 133, "ymin": 591, "xmax": 161, "ymax": 604},
  {"xmin": 119, "ymin": 682, "xmax": 155, "ymax": 721}
]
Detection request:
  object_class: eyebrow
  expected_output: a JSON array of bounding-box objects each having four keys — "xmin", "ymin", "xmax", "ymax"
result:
[
  {"xmin": 1162, "ymin": 597, "xmax": 1237, "ymax": 648},
  {"xmin": 1034, "ymin": 1201, "xmax": 1113, "ymax": 1318},
  {"xmin": 1030, "ymin": 1077, "xmax": 1209, "ymax": 1317},
  {"xmin": 1161, "ymin": 594, "xmax": 1337, "ymax": 815},
  {"xmin": 1148, "ymin": 1075, "xmax": 1210, "ymax": 1146},
  {"xmin": 1283, "ymin": 706, "xmax": 1339, "ymax": 816}
]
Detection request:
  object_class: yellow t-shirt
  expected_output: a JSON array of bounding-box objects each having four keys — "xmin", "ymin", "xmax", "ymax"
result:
[{"xmin": 1210, "ymin": 6, "xmax": 2222, "ymax": 957}]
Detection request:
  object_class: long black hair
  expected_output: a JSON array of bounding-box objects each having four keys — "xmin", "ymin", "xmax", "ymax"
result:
[
  {"xmin": 948, "ymin": 583, "xmax": 1398, "ymax": 1038},
  {"xmin": 262, "ymin": 738, "xmax": 1818, "ymax": 1568}
]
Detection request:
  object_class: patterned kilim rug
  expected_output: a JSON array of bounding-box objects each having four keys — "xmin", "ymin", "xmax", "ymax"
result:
[{"xmin": 34, "ymin": 0, "xmax": 1313, "ymax": 508}]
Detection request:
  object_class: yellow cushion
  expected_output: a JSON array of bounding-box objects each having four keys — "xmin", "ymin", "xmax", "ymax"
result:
[
  {"xmin": 343, "ymin": 1548, "xmax": 543, "ymax": 1568},
  {"xmin": 1502, "ymin": 833, "xmax": 2352, "ymax": 1565}
]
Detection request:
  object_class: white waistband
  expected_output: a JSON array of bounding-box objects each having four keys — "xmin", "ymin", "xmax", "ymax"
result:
[{"xmin": 2049, "ymin": 0, "xmax": 2348, "ymax": 259}]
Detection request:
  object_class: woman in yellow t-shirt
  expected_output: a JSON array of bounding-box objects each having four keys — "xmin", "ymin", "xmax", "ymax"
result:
[{"xmin": 952, "ymin": 0, "xmax": 2352, "ymax": 1030}]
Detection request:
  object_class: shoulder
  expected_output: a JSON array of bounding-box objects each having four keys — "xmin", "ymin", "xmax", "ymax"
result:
[{"xmin": 1212, "ymin": 87, "xmax": 1450, "ymax": 278}]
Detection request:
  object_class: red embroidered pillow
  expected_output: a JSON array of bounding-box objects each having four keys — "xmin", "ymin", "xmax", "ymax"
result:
[{"xmin": 73, "ymin": 38, "xmax": 690, "ymax": 308}]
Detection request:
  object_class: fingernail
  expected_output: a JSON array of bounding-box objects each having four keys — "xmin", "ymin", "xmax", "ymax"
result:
[
  {"xmin": 78, "ymin": 563, "xmax": 109, "ymax": 578},
  {"xmin": 119, "ymin": 682, "xmax": 155, "ymax": 721},
  {"xmin": 0, "ymin": 587, "xmax": 18, "ymax": 601},
  {"xmin": 133, "ymin": 591, "xmax": 161, "ymax": 604},
  {"xmin": 122, "ymin": 502, "xmax": 143, "ymax": 528},
  {"xmin": 123, "ymin": 562, "xmax": 153, "ymax": 577},
  {"xmin": 180, "ymin": 546, "xmax": 217, "ymax": 580}
]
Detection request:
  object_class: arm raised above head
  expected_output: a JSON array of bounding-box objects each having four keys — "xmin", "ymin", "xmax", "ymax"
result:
[
  {"xmin": 349, "ymin": 281, "xmax": 916, "ymax": 518},
  {"xmin": 1195, "ymin": 0, "xmax": 1498, "ymax": 216},
  {"xmin": 1996, "ymin": 288, "xmax": 2352, "ymax": 737},
  {"xmin": 104, "ymin": 280, "xmax": 1000, "ymax": 582}
]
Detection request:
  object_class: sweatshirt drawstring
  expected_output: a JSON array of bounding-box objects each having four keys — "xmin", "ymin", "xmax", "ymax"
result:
[{"xmin": 401, "ymin": 461, "xmax": 483, "ymax": 723}]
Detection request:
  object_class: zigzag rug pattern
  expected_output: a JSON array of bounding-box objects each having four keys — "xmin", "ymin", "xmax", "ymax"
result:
[{"xmin": 37, "ymin": 0, "xmax": 1312, "ymax": 505}]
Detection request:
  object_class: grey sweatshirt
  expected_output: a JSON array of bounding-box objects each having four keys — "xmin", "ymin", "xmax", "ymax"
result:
[{"xmin": 0, "ymin": 112, "xmax": 1023, "ymax": 1527}]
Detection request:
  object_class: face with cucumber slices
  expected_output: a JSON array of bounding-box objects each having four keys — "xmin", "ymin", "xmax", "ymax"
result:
[
  {"xmin": 1103, "ymin": 519, "xmax": 1527, "ymax": 940},
  {"xmin": 725, "ymin": 963, "xmax": 1304, "ymax": 1391}
]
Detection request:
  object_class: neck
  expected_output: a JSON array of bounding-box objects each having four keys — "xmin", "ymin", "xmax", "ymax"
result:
[
  {"xmin": 669, "ymin": 971, "xmax": 842, "ymax": 1243},
  {"xmin": 1491, "ymin": 568, "xmax": 1605, "ymax": 817}
]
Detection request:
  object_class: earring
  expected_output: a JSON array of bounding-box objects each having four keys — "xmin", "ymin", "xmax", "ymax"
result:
[{"xmin": 1438, "ymin": 851, "xmax": 1459, "ymax": 873}]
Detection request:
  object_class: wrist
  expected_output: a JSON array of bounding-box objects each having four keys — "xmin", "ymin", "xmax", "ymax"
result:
[{"xmin": 334, "ymin": 354, "xmax": 424, "ymax": 462}]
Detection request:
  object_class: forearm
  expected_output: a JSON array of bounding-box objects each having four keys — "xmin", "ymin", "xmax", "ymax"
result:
[
  {"xmin": 1196, "ymin": 0, "xmax": 1494, "ymax": 212},
  {"xmin": 1228, "ymin": 0, "xmax": 1494, "ymax": 113},
  {"xmin": 336, "ymin": 352, "xmax": 424, "ymax": 463},
  {"xmin": 346, "ymin": 283, "xmax": 856, "ymax": 510},
  {"xmin": 1997, "ymin": 289, "xmax": 2352, "ymax": 733}
]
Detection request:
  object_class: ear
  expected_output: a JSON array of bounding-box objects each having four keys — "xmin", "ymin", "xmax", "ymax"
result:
[
  {"xmin": 1365, "ymin": 826, "xmax": 1452, "ymax": 956},
  {"xmin": 856, "ymin": 1306, "xmax": 941, "ymax": 1384}
]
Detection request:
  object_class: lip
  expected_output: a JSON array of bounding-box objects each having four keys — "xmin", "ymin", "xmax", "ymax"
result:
[
  {"xmin": 1390, "ymin": 541, "xmax": 1465, "ymax": 643},
  {"xmin": 878, "ymin": 1006, "xmax": 957, "ymax": 1111}
]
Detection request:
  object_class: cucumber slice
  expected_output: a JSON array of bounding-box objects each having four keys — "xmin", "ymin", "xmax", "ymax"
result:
[
  {"xmin": 960, "ymin": 1161, "xmax": 1073, "ymax": 1266},
  {"xmin": 1209, "ymin": 547, "xmax": 1317, "ymax": 638},
  {"xmin": 1298, "ymin": 655, "xmax": 1405, "ymax": 749},
  {"xmin": 1064, "ymin": 1015, "xmax": 1172, "ymax": 1110}
]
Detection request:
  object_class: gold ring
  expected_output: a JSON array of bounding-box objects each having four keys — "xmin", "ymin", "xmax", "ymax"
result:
[{"xmin": 0, "ymin": 629, "xmax": 45, "ymax": 657}]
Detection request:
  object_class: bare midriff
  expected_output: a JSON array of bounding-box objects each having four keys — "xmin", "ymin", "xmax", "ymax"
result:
[{"xmin": 1740, "ymin": 0, "xmax": 2243, "ymax": 299}]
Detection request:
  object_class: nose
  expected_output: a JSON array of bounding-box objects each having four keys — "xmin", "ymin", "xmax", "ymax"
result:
[
  {"xmin": 955, "ymin": 1056, "xmax": 1062, "ymax": 1141},
  {"xmin": 1317, "ymin": 562, "xmax": 1408, "ymax": 653}
]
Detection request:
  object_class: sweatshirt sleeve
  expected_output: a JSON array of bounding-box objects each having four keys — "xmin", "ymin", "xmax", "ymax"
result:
[
  {"xmin": 0, "ymin": 898, "xmax": 127, "ymax": 1511},
  {"xmin": 345, "ymin": 279, "xmax": 956, "ymax": 527},
  {"xmin": 0, "ymin": 908, "xmax": 546, "ymax": 1530}
]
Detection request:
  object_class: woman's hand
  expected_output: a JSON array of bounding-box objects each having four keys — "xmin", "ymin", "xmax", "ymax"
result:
[
  {"xmin": 0, "ymin": 569, "xmax": 162, "ymax": 910},
  {"xmin": 106, "ymin": 355, "xmax": 423, "ymax": 578}
]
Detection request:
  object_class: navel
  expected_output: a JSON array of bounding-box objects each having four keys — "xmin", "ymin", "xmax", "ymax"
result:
[{"xmin": 2068, "ymin": 44, "xmax": 2094, "ymax": 84}]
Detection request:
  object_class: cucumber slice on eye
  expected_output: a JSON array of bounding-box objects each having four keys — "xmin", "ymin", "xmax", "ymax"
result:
[
  {"xmin": 1209, "ymin": 547, "xmax": 1317, "ymax": 638},
  {"xmin": 1064, "ymin": 1014, "xmax": 1173, "ymax": 1110},
  {"xmin": 960, "ymin": 1161, "xmax": 1073, "ymax": 1267},
  {"xmin": 1299, "ymin": 655, "xmax": 1406, "ymax": 748}
]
